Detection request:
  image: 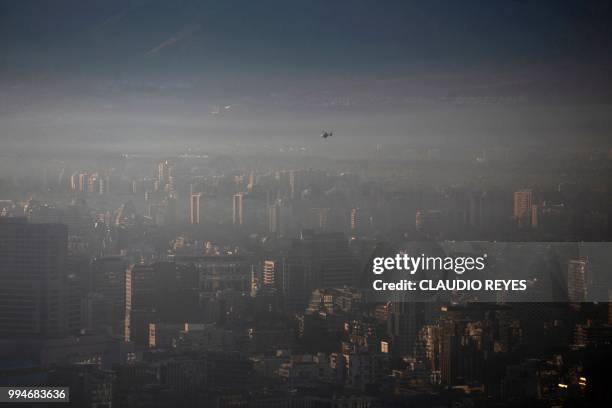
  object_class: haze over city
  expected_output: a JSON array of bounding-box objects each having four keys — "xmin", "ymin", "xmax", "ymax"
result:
[
  {"xmin": 2, "ymin": 0, "xmax": 612, "ymax": 155},
  {"xmin": 1, "ymin": 1, "xmax": 611, "ymax": 407}
]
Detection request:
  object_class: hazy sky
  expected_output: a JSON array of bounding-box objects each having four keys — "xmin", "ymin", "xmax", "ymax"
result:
[{"xmin": 1, "ymin": 0, "xmax": 611, "ymax": 152}]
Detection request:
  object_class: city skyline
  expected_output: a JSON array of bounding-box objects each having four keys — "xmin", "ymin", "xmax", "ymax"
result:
[{"xmin": 1, "ymin": 1, "xmax": 611, "ymax": 407}]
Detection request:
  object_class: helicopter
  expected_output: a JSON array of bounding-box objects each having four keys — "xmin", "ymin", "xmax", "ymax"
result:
[{"xmin": 321, "ymin": 131, "xmax": 333, "ymax": 139}]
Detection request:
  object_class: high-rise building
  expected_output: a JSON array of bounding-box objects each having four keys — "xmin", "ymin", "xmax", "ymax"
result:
[
  {"xmin": 70, "ymin": 172, "xmax": 109, "ymax": 195},
  {"xmin": 268, "ymin": 201, "xmax": 281, "ymax": 235},
  {"xmin": 87, "ymin": 173, "xmax": 110, "ymax": 195},
  {"xmin": 157, "ymin": 160, "xmax": 175, "ymax": 192},
  {"xmin": 131, "ymin": 264, "xmax": 156, "ymax": 311},
  {"xmin": 70, "ymin": 172, "xmax": 78, "ymax": 191},
  {"xmin": 530, "ymin": 204, "xmax": 540, "ymax": 228},
  {"xmin": 130, "ymin": 263, "xmax": 156, "ymax": 347},
  {"xmin": 438, "ymin": 306, "xmax": 487, "ymax": 386},
  {"xmin": 190, "ymin": 193, "xmax": 202, "ymax": 225},
  {"xmin": 289, "ymin": 170, "xmax": 300, "ymax": 199},
  {"xmin": 78, "ymin": 173, "xmax": 89, "ymax": 193},
  {"xmin": 513, "ymin": 189, "xmax": 533, "ymax": 228},
  {"xmin": 263, "ymin": 260, "xmax": 279, "ymax": 289},
  {"xmin": 387, "ymin": 300, "xmax": 435, "ymax": 357},
  {"xmin": 439, "ymin": 319, "xmax": 460, "ymax": 385},
  {"xmin": 283, "ymin": 230, "xmax": 356, "ymax": 311},
  {"xmin": 247, "ymin": 171, "xmax": 255, "ymax": 193},
  {"xmin": 233, "ymin": 193, "xmax": 244, "ymax": 226},
  {"xmin": 0, "ymin": 218, "xmax": 68, "ymax": 339},
  {"xmin": 88, "ymin": 173, "xmax": 99, "ymax": 194},
  {"xmin": 65, "ymin": 254, "xmax": 91, "ymax": 335},
  {"xmin": 567, "ymin": 258, "xmax": 587, "ymax": 304},
  {"xmin": 158, "ymin": 160, "xmax": 171, "ymax": 187},
  {"xmin": 90, "ymin": 256, "xmax": 131, "ymax": 340}
]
